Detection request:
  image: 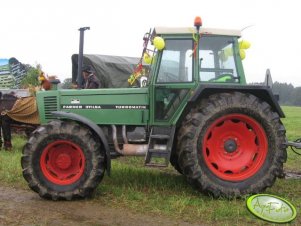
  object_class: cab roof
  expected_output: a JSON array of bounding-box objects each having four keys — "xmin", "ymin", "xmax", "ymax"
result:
[{"xmin": 154, "ymin": 27, "xmax": 241, "ymax": 37}]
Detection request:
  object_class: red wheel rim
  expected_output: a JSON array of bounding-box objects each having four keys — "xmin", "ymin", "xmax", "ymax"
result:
[
  {"xmin": 202, "ymin": 114, "xmax": 268, "ymax": 181},
  {"xmin": 40, "ymin": 140, "xmax": 85, "ymax": 185}
]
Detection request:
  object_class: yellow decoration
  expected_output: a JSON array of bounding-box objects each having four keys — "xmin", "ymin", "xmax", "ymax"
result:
[
  {"xmin": 153, "ymin": 36, "xmax": 165, "ymax": 50},
  {"xmin": 224, "ymin": 48, "xmax": 233, "ymax": 57},
  {"xmin": 143, "ymin": 52, "xmax": 153, "ymax": 64},
  {"xmin": 128, "ymin": 74, "xmax": 136, "ymax": 85},
  {"xmin": 38, "ymin": 72, "xmax": 46, "ymax": 81},
  {"xmin": 240, "ymin": 49, "xmax": 246, "ymax": 60},
  {"xmin": 220, "ymin": 52, "xmax": 228, "ymax": 62},
  {"xmin": 128, "ymin": 64, "xmax": 144, "ymax": 86},
  {"xmin": 239, "ymin": 40, "xmax": 251, "ymax": 49}
]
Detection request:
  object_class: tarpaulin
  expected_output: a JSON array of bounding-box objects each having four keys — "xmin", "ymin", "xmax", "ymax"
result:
[{"xmin": 72, "ymin": 54, "xmax": 141, "ymax": 88}]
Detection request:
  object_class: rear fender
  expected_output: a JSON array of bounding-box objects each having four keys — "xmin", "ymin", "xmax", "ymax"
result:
[
  {"xmin": 187, "ymin": 84, "xmax": 285, "ymax": 117},
  {"xmin": 52, "ymin": 111, "xmax": 111, "ymax": 175}
]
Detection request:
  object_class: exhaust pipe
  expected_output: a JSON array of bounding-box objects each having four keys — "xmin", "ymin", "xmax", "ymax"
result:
[
  {"xmin": 77, "ymin": 27, "xmax": 90, "ymax": 88},
  {"xmin": 112, "ymin": 125, "xmax": 147, "ymax": 156}
]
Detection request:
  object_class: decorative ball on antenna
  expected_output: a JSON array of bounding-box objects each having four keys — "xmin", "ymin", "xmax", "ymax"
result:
[
  {"xmin": 143, "ymin": 52, "xmax": 153, "ymax": 64},
  {"xmin": 239, "ymin": 49, "xmax": 246, "ymax": 60},
  {"xmin": 239, "ymin": 40, "xmax": 251, "ymax": 49},
  {"xmin": 153, "ymin": 36, "xmax": 165, "ymax": 50}
]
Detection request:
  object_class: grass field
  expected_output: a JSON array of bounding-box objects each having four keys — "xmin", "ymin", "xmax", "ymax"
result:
[
  {"xmin": 0, "ymin": 106, "xmax": 301, "ymax": 225},
  {"xmin": 281, "ymin": 106, "xmax": 301, "ymax": 172}
]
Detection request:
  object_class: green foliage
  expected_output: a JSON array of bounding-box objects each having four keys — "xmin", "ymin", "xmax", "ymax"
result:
[
  {"xmin": 281, "ymin": 106, "xmax": 301, "ymax": 171},
  {"xmin": 0, "ymin": 136, "xmax": 26, "ymax": 187},
  {"xmin": 20, "ymin": 66, "xmax": 40, "ymax": 88},
  {"xmin": 291, "ymin": 87, "xmax": 301, "ymax": 106},
  {"xmin": 272, "ymin": 82, "xmax": 301, "ymax": 106},
  {"xmin": 250, "ymin": 82, "xmax": 301, "ymax": 106}
]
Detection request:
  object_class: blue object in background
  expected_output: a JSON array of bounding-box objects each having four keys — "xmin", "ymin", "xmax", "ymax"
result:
[
  {"xmin": 0, "ymin": 58, "xmax": 9, "ymax": 66},
  {"xmin": 0, "ymin": 59, "xmax": 10, "ymax": 75}
]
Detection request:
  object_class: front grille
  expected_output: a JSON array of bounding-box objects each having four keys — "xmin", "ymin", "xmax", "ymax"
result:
[{"xmin": 44, "ymin": 96, "xmax": 58, "ymax": 120}]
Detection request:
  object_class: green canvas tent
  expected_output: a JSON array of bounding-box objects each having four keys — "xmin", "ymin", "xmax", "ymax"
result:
[{"xmin": 71, "ymin": 54, "xmax": 141, "ymax": 88}]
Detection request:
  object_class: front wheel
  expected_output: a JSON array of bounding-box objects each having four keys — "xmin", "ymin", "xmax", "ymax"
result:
[
  {"xmin": 22, "ymin": 120, "xmax": 105, "ymax": 200},
  {"xmin": 177, "ymin": 92, "xmax": 287, "ymax": 197}
]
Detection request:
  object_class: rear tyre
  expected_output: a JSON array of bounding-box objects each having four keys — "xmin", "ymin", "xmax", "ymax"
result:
[
  {"xmin": 177, "ymin": 92, "xmax": 287, "ymax": 197},
  {"xmin": 21, "ymin": 120, "xmax": 105, "ymax": 200},
  {"xmin": 170, "ymin": 150, "xmax": 183, "ymax": 174},
  {"xmin": 169, "ymin": 130, "xmax": 183, "ymax": 174}
]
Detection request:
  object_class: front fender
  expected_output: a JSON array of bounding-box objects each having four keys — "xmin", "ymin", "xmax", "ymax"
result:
[{"xmin": 52, "ymin": 111, "xmax": 111, "ymax": 175}]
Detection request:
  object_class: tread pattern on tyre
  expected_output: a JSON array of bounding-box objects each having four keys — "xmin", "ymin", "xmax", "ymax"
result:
[
  {"xmin": 21, "ymin": 120, "xmax": 105, "ymax": 200},
  {"xmin": 176, "ymin": 92, "xmax": 287, "ymax": 198},
  {"xmin": 169, "ymin": 133, "xmax": 183, "ymax": 174}
]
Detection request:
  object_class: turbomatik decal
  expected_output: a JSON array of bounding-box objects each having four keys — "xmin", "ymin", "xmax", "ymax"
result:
[{"xmin": 61, "ymin": 105, "xmax": 148, "ymax": 110}]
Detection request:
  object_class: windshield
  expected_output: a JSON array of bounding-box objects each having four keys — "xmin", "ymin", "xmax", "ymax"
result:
[
  {"xmin": 199, "ymin": 36, "xmax": 239, "ymax": 83},
  {"xmin": 156, "ymin": 39, "xmax": 193, "ymax": 83}
]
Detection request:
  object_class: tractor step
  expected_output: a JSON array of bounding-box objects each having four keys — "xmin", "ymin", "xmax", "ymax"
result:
[
  {"xmin": 144, "ymin": 162, "xmax": 169, "ymax": 168},
  {"xmin": 145, "ymin": 126, "xmax": 175, "ymax": 167},
  {"xmin": 148, "ymin": 149, "xmax": 170, "ymax": 157},
  {"xmin": 150, "ymin": 134, "xmax": 170, "ymax": 139}
]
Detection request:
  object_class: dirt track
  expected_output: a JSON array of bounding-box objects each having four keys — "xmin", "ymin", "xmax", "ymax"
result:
[{"xmin": 0, "ymin": 185, "xmax": 203, "ymax": 226}]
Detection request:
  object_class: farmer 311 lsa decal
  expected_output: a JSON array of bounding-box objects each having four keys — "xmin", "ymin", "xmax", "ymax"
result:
[{"xmin": 21, "ymin": 16, "xmax": 301, "ymax": 200}]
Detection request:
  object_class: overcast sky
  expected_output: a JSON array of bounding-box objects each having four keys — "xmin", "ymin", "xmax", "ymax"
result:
[{"xmin": 1, "ymin": 0, "xmax": 301, "ymax": 86}]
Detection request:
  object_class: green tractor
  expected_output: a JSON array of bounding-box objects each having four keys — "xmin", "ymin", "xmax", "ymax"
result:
[{"xmin": 22, "ymin": 18, "xmax": 293, "ymax": 200}]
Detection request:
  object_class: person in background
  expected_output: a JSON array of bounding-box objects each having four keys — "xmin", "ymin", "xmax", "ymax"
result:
[
  {"xmin": 82, "ymin": 65, "xmax": 101, "ymax": 89},
  {"xmin": 0, "ymin": 92, "xmax": 17, "ymax": 151}
]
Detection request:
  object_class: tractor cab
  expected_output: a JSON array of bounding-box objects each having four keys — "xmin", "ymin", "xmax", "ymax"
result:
[
  {"xmin": 147, "ymin": 26, "xmax": 247, "ymax": 124},
  {"xmin": 149, "ymin": 26, "xmax": 246, "ymax": 86}
]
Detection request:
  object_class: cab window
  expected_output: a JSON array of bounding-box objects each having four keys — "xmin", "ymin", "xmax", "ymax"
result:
[
  {"xmin": 156, "ymin": 39, "xmax": 193, "ymax": 83},
  {"xmin": 199, "ymin": 36, "xmax": 239, "ymax": 83}
]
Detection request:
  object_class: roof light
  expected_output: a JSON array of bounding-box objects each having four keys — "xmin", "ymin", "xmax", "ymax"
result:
[{"xmin": 194, "ymin": 16, "xmax": 202, "ymax": 31}]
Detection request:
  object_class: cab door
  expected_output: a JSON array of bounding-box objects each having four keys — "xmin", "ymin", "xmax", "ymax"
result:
[{"xmin": 150, "ymin": 39, "xmax": 196, "ymax": 125}]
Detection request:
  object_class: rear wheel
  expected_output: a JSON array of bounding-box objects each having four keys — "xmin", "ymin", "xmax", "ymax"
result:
[
  {"xmin": 203, "ymin": 113, "xmax": 268, "ymax": 181},
  {"xmin": 22, "ymin": 120, "xmax": 105, "ymax": 200},
  {"xmin": 170, "ymin": 149, "xmax": 183, "ymax": 174},
  {"xmin": 177, "ymin": 92, "xmax": 287, "ymax": 197}
]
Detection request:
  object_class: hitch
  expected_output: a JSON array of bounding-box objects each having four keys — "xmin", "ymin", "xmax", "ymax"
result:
[{"xmin": 286, "ymin": 138, "xmax": 301, "ymax": 155}]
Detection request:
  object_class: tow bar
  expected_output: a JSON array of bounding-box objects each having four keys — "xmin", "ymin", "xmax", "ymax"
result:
[{"xmin": 286, "ymin": 138, "xmax": 301, "ymax": 155}]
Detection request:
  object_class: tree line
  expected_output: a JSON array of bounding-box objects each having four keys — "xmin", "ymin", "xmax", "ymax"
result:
[
  {"xmin": 250, "ymin": 82, "xmax": 301, "ymax": 106},
  {"xmin": 272, "ymin": 82, "xmax": 301, "ymax": 106}
]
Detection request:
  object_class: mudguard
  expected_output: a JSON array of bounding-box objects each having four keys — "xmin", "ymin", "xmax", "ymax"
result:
[
  {"xmin": 52, "ymin": 111, "xmax": 111, "ymax": 175},
  {"xmin": 189, "ymin": 84, "xmax": 285, "ymax": 118}
]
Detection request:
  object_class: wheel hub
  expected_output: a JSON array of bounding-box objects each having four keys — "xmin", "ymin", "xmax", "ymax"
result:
[
  {"xmin": 40, "ymin": 140, "xmax": 85, "ymax": 185},
  {"xmin": 55, "ymin": 153, "xmax": 72, "ymax": 170},
  {"xmin": 203, "ymin": 114, "xmax": 268, "ymax": 181},
  {"xmin": 224, "ymin": 139, "xmax": 237, "ymax": 153}
]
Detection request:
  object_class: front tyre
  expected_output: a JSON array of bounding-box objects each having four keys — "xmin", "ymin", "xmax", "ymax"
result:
[
  {"xmin": 177, "ymin": 92, "xmax": 287, "ymax": 197},
  {"xmin": 21, "ymin": 120, "xmax": 105, "ymax": 200}
]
